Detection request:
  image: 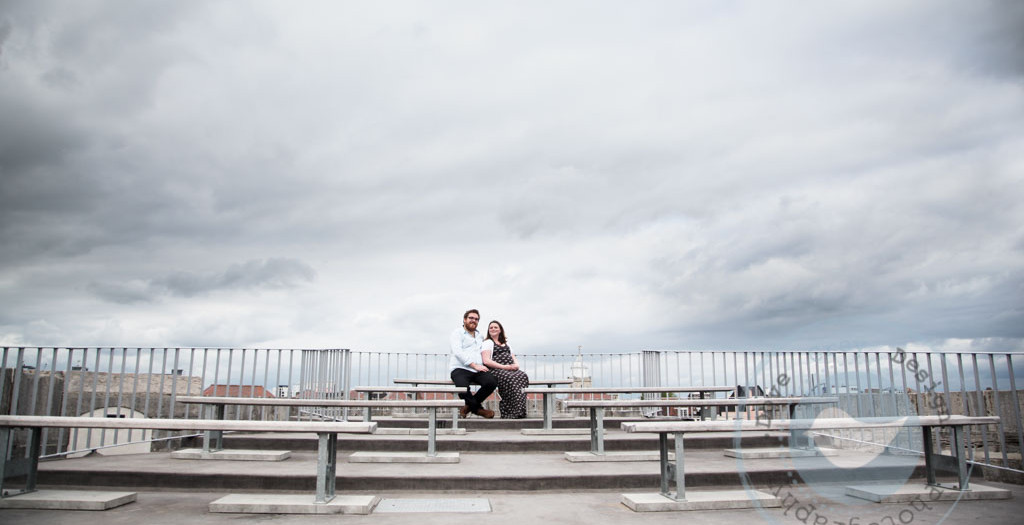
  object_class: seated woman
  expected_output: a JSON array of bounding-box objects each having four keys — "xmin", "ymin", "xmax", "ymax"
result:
[{"xmin": 480, "ymin": 320, "xmax": 530, "ymax": 419}]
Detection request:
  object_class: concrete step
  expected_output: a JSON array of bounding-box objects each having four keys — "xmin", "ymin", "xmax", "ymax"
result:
[
  {"xmin": 195, "ymin": 428, "xmax": 798, "ymax": 453},
  {"xmin": 34, "ymin": 447, "xmax": 936, "ymax": 493},
  {"xmin": 359, "ymin": 415, "xmax": 724, "ymax": 430}
]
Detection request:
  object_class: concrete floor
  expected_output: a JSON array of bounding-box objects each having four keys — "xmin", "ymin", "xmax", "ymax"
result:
[
  {"xmin": 2, "ymin": 483, "xmax": 1024, "ymax": 525},
  {"xmin": 3, "ymin": 424, "xmax": 1022, "ymax": 523}
]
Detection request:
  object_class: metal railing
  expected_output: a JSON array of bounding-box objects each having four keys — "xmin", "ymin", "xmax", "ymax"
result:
[{"xmin": 2, "ymin": 346, "xmax": 1021, "ymax": 473}]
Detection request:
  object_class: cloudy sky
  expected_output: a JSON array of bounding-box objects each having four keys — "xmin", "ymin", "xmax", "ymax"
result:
[{"xmin": 1, "ymin": 1, "xmax": 1022, "ymax": 355}]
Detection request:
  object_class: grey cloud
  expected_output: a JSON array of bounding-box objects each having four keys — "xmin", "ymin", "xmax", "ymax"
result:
[
  {"xmin": 89, "ymin": 258, "xmax": 317, "ymax": 303},
  {"xmin": 959, "ymin": 1, "xmax": 1024, "ymax": 77},
  {"xmin": 0, "ymin": 18, "xmax": 11, "ymax": 55},
  {"xmin": 40, "ymin": 66, "xmax": 79, "ymax": 90},
  {"xmin": 156, "ymin": 258, "xmax": 317, "ymax": 297},
  {"xmin": 0, "ymin": 94, "xmax": 85, "ymax": 175},
  {"xmin": 87, "ymin": 280, "xmax": 153, "ymax": 305},
  {"xmin": 638, "ymin": 162, "xmax": 1024, "ymax": 347},
  {"xmin": 1, "ymin": 2, "xmax": 1021, "ymax": 352}
]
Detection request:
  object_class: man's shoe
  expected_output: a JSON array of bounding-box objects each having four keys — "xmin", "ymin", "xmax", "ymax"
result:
[
  {"xmin": 459, "ymin": 406, "xmax": 470, "ymax": 418},
  {"xmin": 475, "ymin": 408, "xmax": 495, "ymax": 419}
]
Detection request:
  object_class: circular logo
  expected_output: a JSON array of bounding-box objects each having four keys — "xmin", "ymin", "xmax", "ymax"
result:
[{"xmin": 731, "ymin": 356, "xmax": 968, "ymax": 525}]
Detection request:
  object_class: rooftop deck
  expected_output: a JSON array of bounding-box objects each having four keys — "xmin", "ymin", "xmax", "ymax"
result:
[{"xmin": 2, "ymin": 416, "xmax": 1021, "ymax": 523}]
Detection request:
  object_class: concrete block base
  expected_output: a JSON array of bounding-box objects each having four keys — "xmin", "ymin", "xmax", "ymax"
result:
[
  {"xmin": 521, "ymin": 428, "xmax": 590, "ymax": 435},
  {"xmin": 622, "ymin": 490, "xmax": 781, "ymax": 512},
  {"xmin": 170, "ymin": 448, "xmax": 291, "ymax": 461},
  {"xmin": 0, "ymin": 490, "xmax": 137, "ymax": 510},
  {"xmin": 348, "ymin": 451, "xmax": 460, "ymax": 463},
  {"xmin": 846, "ymin": 484, "xmax": 1012, "ymax": 503},
  {"xmin": 565, "ymin": 451, "xmax": 672, "ymax": 462},
  {"xmin": 410, "ymin": 428, "xmax": 467, "ymax": 435},
  {"xmin": 723, "ymin": 447, "xmax": 837, "ymax": 459},
  {"xmin": 209, "ymin": 494, "xmax": 379, "ymax": 514}
]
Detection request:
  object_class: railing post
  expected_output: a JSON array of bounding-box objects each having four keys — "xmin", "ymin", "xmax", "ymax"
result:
[
  {"xmin": 642, "ymin": 350, "xmax": 662, "ymax": 417},
  {"xmin": 341, "ymin": 349, "xmax": 352, "ymax": 421}
]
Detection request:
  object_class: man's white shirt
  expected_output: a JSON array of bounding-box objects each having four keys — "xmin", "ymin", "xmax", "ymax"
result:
[{"xmin": 449, "ymin": 327, "xmax": 484, "ymax": 372}]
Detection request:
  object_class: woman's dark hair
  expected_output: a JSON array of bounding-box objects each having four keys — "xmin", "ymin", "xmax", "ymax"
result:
[{"xmin": 486, "ymin": 320, "xmax": 506, "ymax": 344}]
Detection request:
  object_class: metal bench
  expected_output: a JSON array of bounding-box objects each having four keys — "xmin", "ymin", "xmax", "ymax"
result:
[
  {"xmin": 393, "ymin": 378, "xmax": 572, "ymax": 387},
  {"xmin": 621, "ymin": 414, "xmax": 1002, "ymax": 509},
  {"xmin": 522, "ymin": 386, "xmax": 737, "ymax": 432},
  {"xmin": 352, "ymin": 386, "xmax": 467, "ymax": 428},
  {"xmin": 0, "ymin": 414, "xmax": 375, "ymax": 507},
  {"xmin": 177, "ymin": 396, "xmax": 462, "ymax": 457},
  {"xmin": 564, "ymin": 396, "xmax": 838, "ymax": 456}
]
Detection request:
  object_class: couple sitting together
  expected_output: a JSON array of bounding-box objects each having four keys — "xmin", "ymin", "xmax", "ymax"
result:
[{"xmin": 449, "ymin": 308, "xmax": 530, "ymax": 419}]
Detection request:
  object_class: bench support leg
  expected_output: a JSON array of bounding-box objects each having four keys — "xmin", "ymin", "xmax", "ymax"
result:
[
  {"xmin": 0, "ymin": 427, "xmax": 41, "ymax": 499},
  {"xmin": 658, "ymin": 432, "xmax": 687, "ymax": 501},
  {"xmin": 427, "ymin": 408, "xmax": 437, "ymax": 457},
  {"xmin": 363, "ymin": 407, "xmax": 372, "ymax": 422},
  {"xmin": 674, "ymin": 432, "xmax": 685, "ymax": 501},
  {"xmin": 923, "ymin": 427, "xmax": 936, "ymax": 486},
  {"xmin": 204, "ymin": 404, "xmax": 225, "ymax": 453},
  {"xmin": 543, "ymin": 393, "xmax": 552, "ymax": 430},
  {"xmin": 589, "ymin": 408, "xmax": 604, "ymax": 455},
  {"xmin": 953, "ymin": 425, "xmax": 968, "ymax": 490},
  {"xmin": 659, "ymin": 433, "xmax": 669, "ymax": 496},
  {"xmin": 204, "ymin": 431, "xmax": 223, "ymax": 453},
  {"xmin": 0, "ymin": 427, "xmax": 9, "ymax": 496},
  {"xmin": 923, "ymin": 425, "xmax": 971, "ymax": 491},
  {"xmin": 24, "ymin": 427, "xmax": 40, "ymax": 493},
  {"xmin": 315, "ymin": 432, "xmax": 337, "ymax": 504}
]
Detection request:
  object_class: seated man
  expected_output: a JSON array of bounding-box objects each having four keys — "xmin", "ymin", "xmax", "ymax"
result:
[{"xmin": 449, "ymin": 309, "xmax": 496, "ymax": 418}]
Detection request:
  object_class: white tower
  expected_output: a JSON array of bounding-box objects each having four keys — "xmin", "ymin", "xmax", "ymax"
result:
[{"xmin": 570, "ymin": 345, "xmax": 592, "ymax": 388}]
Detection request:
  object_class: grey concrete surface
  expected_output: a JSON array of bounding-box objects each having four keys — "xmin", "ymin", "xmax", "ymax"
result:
[
  {"xmin": 170, "ymin": 448, "xmax": 291, "ymax": 461},
  {"xmin": 212, "ymin": 425, "xmax": 796, "ymax": 452},
  {"xmin": 564, "ymin": 451, "xmax": 668, "ymax": 462},
  {"xmin": 208, "ymin": 493, "xmax": 379, "ymax": 514},
  {"xmin": 32, "ymin": 442, "xmax": 930, "ymax": 492},
  {"xmin": 3, "ymin": 424, "xmax": 1021, "ymax": 523},
  {"xmin": 1, "ymin": 485, "xmax": 1023, "ymax": 524},
  {"xmin": 373, "ymin": 428, "xmax": 467, "ymax": 435},
  {"xmin": 348, "ymin": 451, "xmax": 460, "ymax": 463},
  {"xmin": 521, "ymin": 428, "xmax": 591, "ymax": 435},
  {"xmin": 846, "ymin": 483, "xmax": 1011, "ymax": 502},
  {"xmin": 724, "ymin": 447, "xmax": 838, "ymax": 459},
  {"xmin": 0, "ymin": 490, "xmax": 136, "ymax": 510},
  {"xmin": 622, "ymin": 490, "xmax": 781, "ymax": 512}
]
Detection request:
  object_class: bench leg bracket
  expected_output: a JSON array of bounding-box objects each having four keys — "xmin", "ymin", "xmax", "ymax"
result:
[
  {"xmin": 315, "ymin": 432, "xmax": 337, "ymax": 504},
  {"xmin": 658, "ymin": 432, "xmax": 687, "ymax": 501},
  {"xmin": 0, "ymin": 427, "xmax": 41, "ymax": 499},
  {"xmin": 543, "ymin": 393, "xmax": 552, "ymax": 430},
  {"xmin": 203, "ymin": 405, "xmax": 225, "ymax": 453},
  {"xmin": 589, "ymin": 408, "xmax": 604, "ymax": 455},
  {"xmin": 427, "ymin": 408, "xmax": 437, "ymax": 457}
]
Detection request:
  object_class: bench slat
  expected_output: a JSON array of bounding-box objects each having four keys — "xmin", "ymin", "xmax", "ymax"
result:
[
  {"xmin": 177, "ymin": 396, "xmax": 464, "ymax": 408},
  {"xmin": 352, "ymin": 387, "xmax": 465, "ymax": 394},
  {"xmin": 394, "ymin": 378, "xmax": 572, "ymax": 386},
  {"xmin": 622, "ymin": 415, "xmax": 999, "ymax": 433},
  {"xmin": 523, "ymin": 386, "xmax": 735, "ymax": 394},
  {"xmin": 0, "ymin": 415, "xmax": 377, "ymax": 433},
  {"xmin": 564, "ymin": 396, "xmax": 837, "ymax": 408}
]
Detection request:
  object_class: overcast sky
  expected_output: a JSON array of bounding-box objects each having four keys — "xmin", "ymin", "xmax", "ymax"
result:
[{"xmin": 1, "ymin": 1, "xmax": 1022, "ymax": 355}]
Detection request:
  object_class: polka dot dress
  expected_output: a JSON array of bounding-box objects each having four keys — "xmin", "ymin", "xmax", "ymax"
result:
[{"xmin": 490, "ymin": 343, "xmax": 530, "ymax": 419}]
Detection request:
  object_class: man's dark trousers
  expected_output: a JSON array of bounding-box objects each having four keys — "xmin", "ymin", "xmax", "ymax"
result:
[{"xmin": 450, "ymin": 368, "xmax": 497, "ymax": 412}]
